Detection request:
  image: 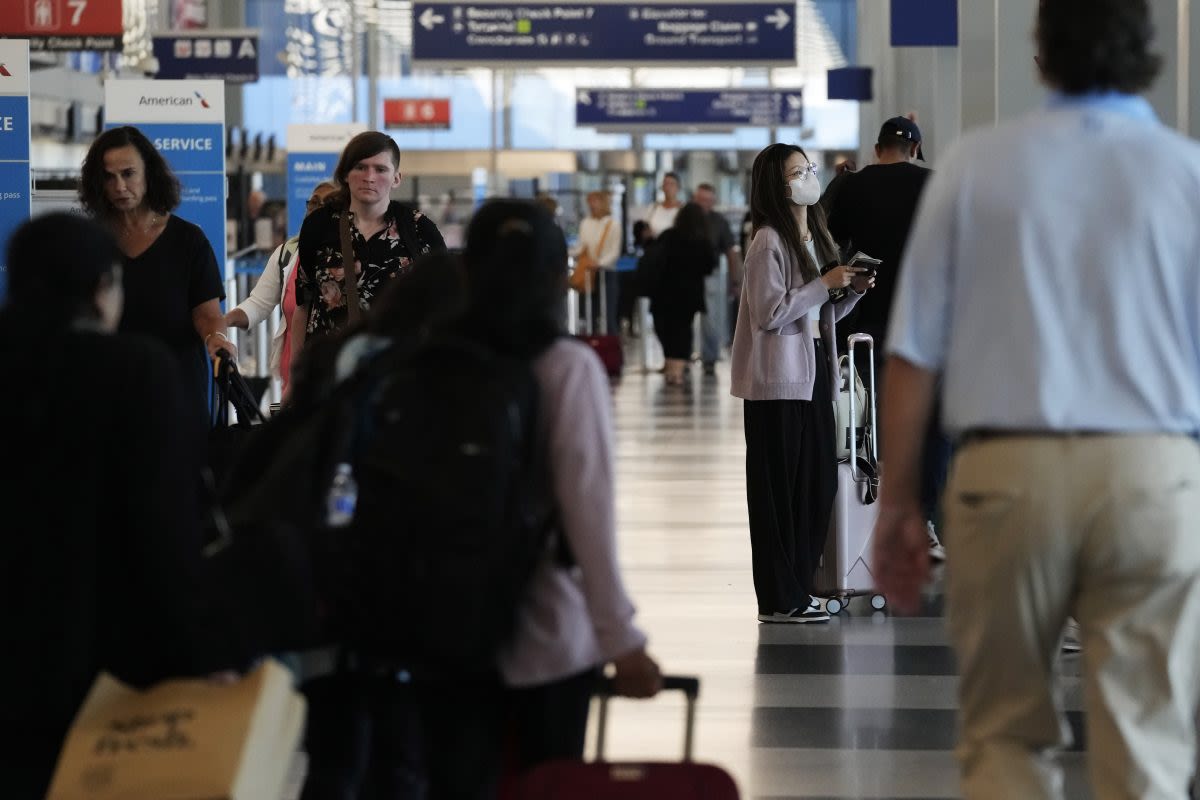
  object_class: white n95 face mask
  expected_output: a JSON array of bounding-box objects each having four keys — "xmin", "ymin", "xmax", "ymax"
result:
[{"xmin": 788, "ymin": 176, "xmax": 822, "ymax": 207}]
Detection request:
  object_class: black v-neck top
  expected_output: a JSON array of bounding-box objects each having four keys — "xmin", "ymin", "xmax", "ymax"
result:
[{"xmin": 118, "ymin": 214, "xmax": 224, "ymax": 427}]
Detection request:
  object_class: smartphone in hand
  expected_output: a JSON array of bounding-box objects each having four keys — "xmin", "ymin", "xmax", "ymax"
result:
[{"xmin": 848, "ymin": 251, "xmax": 882, "ymax": 278}]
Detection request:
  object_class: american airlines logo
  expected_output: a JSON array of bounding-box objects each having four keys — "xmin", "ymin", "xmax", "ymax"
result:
[
  {"xmin": 0, "ymin": 64, "xmax": 11, "ymax": 77},
  {"xmin": 136, "ymin": 91, "xmax": 211, "ymax": 109},
  {"xmin": 139, "ymin": 95, "xmax": 196, "ymax": 107}
]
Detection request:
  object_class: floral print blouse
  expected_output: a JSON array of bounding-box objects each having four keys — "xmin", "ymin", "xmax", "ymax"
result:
[{"xmin": 296, "ymin": 201, "xmax": 445, "ymax": 335}]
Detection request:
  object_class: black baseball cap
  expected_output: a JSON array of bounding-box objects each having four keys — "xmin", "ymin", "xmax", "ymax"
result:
[{"xmin": 878, "ymin": 116, "xmax": 925, "ymax": 160}]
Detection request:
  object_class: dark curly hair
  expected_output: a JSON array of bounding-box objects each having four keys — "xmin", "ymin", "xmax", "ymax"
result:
[
  {"xmin": 79, "ymin": 126, "xmax": 181, "ymax": 217},
  {"xmin": 1036, "ymin": 0, "xmax": 1161, "ymax": 94}
]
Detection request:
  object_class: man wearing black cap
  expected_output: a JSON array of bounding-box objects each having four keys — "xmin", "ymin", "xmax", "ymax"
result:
[
  {"xmin": 826, "ymin": 115, "xmax": 930, "ymax": 354},
  {"xmin": 825, "ymin": 114, "xmax": 945, "ymax": 561}
]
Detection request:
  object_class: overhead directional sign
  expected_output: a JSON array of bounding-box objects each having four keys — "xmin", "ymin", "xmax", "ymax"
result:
[
  {"xmin": 152, "ymin": 29, "xmax": 260, "ymax": 83},
  {"xmin": 576, "ymin": 88, "xmax": 803, "ymax": 131},
  {"xmin": 412, "ymin": 2, "xmax": 797, "ymax": 66}
]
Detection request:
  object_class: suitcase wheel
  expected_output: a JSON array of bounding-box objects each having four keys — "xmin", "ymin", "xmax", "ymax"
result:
[
  {"xmin": 826, "ymin": 597, "xmax": 844, "ymax": 615},
  {"xmin": 870, "ymin": 594, "xmax": 887, "ymax": 611}
]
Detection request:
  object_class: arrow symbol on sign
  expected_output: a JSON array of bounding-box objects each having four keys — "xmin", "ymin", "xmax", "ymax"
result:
[
  {"xmin": 419, "ymin": 8, "xmax": 446, "ymax": 30},
  {"xmin": 578, "ymin": 90, "xmax": 592, "ymax": 105},
  {"xmin": 765, "ymin": 8, "xmax": 790, "ymax": 30},
  {"xmin": 786, "ymin": 94, "xmax": 802, "ymax": 110}
]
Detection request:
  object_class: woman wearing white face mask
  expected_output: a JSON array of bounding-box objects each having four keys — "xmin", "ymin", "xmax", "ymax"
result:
[{"xmin": 730, "ymin": 144, "xmax": 875, "ymax": 624}]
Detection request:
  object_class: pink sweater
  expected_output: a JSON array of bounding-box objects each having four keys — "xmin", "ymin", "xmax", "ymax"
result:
[
  {"xmin": 499, "ymin": 338, "xmax": 647, "ymax": 687},
  {"xmin": 730, "ymin": 227, "xmax": 862, "ymax": 401}
]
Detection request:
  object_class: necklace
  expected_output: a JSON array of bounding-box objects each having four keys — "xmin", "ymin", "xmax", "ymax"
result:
[{"xmin": 118, "ymin": 213, "xmax": 159, "ymax": 238}]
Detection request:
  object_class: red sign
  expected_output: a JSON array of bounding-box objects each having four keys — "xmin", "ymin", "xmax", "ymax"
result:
[
  {"xmin": 0, "ymin": 0, "xmax": 124, "ymax": 51},
  {"xmin": 384, "ymin": 98, "xmax": 451, "ymax": 129}
]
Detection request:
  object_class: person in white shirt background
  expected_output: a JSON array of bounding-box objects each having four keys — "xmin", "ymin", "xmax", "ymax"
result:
[
  {"xmin": 223, "ymin": 180, "xmax": 339, "ymax": 396},
  {"xmin": 573, "ymin": 190, "xmax": 623, "ymax": 334},
  {"xmin": 643, "ymin": 172, "xmax": 684, "ymax": 237}
]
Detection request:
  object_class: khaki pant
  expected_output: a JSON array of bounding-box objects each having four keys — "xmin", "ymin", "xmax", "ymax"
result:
[{"xmin": 944, "ymin": 435, "xmax": 1200, "ymax": 800}]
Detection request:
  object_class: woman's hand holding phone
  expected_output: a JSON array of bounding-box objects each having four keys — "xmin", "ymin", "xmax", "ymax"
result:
[{"xmin": 821, "ymin": 265, "xmax": 867, "ymax": 290}]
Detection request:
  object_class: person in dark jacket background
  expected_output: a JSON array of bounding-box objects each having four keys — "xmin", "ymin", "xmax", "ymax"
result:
[
  {"xmin": 650, "ymin": 202, "xmax": 716, "ymax": 385},
  {"xmin": 0, "ymin": 214, "xmax": 232, "ymax": 799}
]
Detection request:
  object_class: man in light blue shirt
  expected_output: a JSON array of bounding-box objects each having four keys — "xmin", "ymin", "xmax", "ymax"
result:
[{"xmin": 874, "ymin": 1, "xmax": 1200, "ymax": 798}]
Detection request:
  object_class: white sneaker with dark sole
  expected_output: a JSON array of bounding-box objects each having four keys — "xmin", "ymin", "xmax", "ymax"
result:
[{"xmin": 758, "ymin": 597, "xmax": 830, "ymax": 624}]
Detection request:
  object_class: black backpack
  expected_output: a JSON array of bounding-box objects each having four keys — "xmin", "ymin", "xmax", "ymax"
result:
[{"xmin": 215, "ymin": 335, "xmax": 555, "ymax": 676}]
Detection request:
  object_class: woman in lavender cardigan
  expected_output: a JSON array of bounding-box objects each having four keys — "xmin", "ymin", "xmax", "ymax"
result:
[{"xmin": 730, "ymin": 144, "xmax": 875, "ymax": 624}]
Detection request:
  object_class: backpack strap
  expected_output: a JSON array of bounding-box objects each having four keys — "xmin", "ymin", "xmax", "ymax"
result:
[
  {"xmin": 392, "ymin": 202, "xmax": 425, "ymax": 264},
  {"xmin": 338, "ymin": 210, "xmax": 363, "ymax": 325}
]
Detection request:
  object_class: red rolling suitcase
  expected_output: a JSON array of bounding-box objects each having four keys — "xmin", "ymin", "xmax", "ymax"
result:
[
  {"xmin": 517, "ymin": 676, "xmax": 739, "ymax": 799},
  {"xmin": 576, "ymin": 266, "xmax": 624, "ymax": 378}
]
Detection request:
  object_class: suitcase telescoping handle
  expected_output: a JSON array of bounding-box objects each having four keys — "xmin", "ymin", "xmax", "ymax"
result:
[
  {"xmin": 593, "ymin": 676, "xmax": 700, "ymax": 762},
  {"xmin": 576, "ymin": 265, "xmax": 610, "ymax": 337},
  {"xmin": 846, "ymin": 333, "xmax": 877, "ymax": 480}
]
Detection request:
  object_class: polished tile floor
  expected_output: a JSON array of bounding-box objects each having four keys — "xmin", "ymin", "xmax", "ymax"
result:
[{"xmin": 598, "ymin": 363, "xmax": 1093, "ymax": 799}]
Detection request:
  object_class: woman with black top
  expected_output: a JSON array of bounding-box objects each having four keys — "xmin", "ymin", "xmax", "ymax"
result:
[
  {"xmin": 291, "ymin": 131, "xmax": 445, "ymax": 367},
  {"xmin": 0, "ymin": 215, "xmax": 234, "ymax": 799},
  {"xmin": 79, "ymin": 126, "xmax": 228, "ymax": 431},
  {"xmin": 651, "ymin": 201, "xmax": 717, "ymax": 385}
]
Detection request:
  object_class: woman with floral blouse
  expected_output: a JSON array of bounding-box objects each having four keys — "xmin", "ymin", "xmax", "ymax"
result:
[{"xmin": 291, "ymin": 131, "xmax": 445, "ymax": 367}]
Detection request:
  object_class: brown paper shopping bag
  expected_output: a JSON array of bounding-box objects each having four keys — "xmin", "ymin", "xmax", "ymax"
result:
[{"xmin": 45, "ymin": 659, "xmax": 305, "ymax": 800}]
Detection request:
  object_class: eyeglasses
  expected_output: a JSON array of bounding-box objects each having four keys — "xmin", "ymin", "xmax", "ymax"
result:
[{"xmin": 786, "ymin": 162, "xmax": 819, "ymax": 182}]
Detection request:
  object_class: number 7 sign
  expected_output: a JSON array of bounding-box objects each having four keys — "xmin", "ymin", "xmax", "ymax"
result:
[{"xmin": 1, "ymin": 0, "xmax": 123, "ymax": 50}]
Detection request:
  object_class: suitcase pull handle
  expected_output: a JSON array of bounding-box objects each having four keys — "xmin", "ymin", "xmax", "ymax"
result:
[
  {"xmin": 593, "ymin": 675, "xmax": 700, "ymax": 762},
  {"xmin": 845, "ymin": 333, "xmax": 878, "ymax": 482}
]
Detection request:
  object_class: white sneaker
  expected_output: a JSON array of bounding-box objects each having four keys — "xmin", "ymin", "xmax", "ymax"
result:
[
  {"xmin": 927, "ymin": 521, "xmax": 946, "ymax": 562},
  {"xmin": 758, "ymin": 597, "xmax": 830, "ymax": 624},
  {"xmin": 1061, "ymin": 618, "xmax": 1082, "ymax": 653}
]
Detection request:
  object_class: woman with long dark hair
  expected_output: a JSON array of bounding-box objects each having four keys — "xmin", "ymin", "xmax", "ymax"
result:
[
  {"xmin": 730, "ymin": 144, "xmax": 875, "ymax": 623},
  {"xmin": 650, "ymin": 201, "xmax": 716, "ymax": 385},
  {"xmin": 298, "ymin": 200, "xmax": 661, "ymax": 799},
  {"xmin": 462, "ymin": 199, "xmax": 663, "ymax": 768}
]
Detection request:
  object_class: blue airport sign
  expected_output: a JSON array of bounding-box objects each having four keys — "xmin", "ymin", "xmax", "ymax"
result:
[
  {"xmin": 412, "ymin": 2, "xmax": 797, "ymax": 66},
  {"xmin": 152, "ymin": 30, "xmax": 260, "ymax": 84},
  {"xmin": 0, "ymin": 40, "xmax": 31, "ymax": 305},
  {"xmin": 576, "ymin": 88, "xmax": 802, "ymax": 131}
]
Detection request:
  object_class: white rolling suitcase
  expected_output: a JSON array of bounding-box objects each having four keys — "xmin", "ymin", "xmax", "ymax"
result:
[{"xmin": 818, "ymin": 333, "xmax": 886, "ymax": 615}]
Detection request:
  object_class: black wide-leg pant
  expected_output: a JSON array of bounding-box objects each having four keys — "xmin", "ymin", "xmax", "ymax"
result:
[{"xmin": 743, "ymin": 342, "xmax": 837, "ymax": 614}]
